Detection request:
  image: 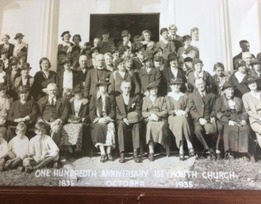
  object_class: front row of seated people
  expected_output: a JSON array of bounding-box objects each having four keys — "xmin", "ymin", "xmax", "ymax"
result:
[{"xmin": 0, "ymin": 74, "xmax": 260, "ymax": 172}]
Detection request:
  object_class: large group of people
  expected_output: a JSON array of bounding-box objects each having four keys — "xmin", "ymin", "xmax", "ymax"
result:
[{"xmin": 0, "ymin": 24, "xmax": 261, "ymax": 173}]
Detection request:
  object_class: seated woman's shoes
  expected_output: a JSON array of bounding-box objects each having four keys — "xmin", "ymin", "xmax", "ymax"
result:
[
  {"xmin": 107, "ymin": 154, "xmax": 113, "ymax": 161},
  {"xmin": 188, "ymin": 148, "xmax": 195, "ymax": 157},
  {"xmin": 148, "ymin": 153, "xmax": 154, "ymax": 161},
  {"xmin": 119, "ymin": 153, "xmax": 125, "ymax": 163},
  {"xmin": 179, "ymin": 154, "xmax": 185, "ymax": 161},
  {"xmin": 100, "ymin": 155, "xmax": 107, "ymax": 163}
]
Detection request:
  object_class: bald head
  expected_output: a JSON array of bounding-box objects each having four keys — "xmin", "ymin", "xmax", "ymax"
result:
[{"xmin": 79, "ymin": 55, "xmax": 88, "ymax": 68}]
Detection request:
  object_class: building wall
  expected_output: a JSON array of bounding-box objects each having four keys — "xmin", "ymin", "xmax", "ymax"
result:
[{"xmin": 0, "ymin": 0, "xmax": 260, "ymax": 75}]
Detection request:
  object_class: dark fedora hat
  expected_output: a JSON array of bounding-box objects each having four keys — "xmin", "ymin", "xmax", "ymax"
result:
[
  {"xmin": 14, "ymin": 33, "xmax": 24, "ymax": 39},
  {"xmin": 18, "ymin": 85, "xmax": 30, "ymax": 93},
  {"xmin": 167, "ymin": 52, "xmax": 177, "ymax": 62},
  {"xmin": 72, "ymin": 84, "xmax": 84, "ymax": 94},
  {"xmin": 170, "ymin": 78, "xmax": 183, "ymax": 85},
  {"xmin": 222, "ymin": 81, "xmax": 236, "ymax": 91},
  {"xmin": 146, "ymin": 81, "xmax": 159, "ymax": 90},
  {"xmin": 96, "ymin": 80, "xmax": 111, "ymax": 87},
  {"xmin": 250, "ymin": 58, "xmax": 261, "ymax": 65},
  {"xmin": 244, "ymin": 77, "xmax": 260, "ymax": 85}
]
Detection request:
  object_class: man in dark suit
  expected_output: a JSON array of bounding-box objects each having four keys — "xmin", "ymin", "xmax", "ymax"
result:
[
  {"xmin": 138, "ymin": 54, "xmax": 161, "ymax": 95},
  {"xmin": 232, "ymin": 40, "xmax": 255, "ymax": 70},
  {"xmin": 189, "ymin": 78, "xmax": 217, "ymax": 159},
  {"xmin": 56, "ymin": 58, "xmax": 79, "ymax": 98},
  {"xmin": 38, "ymin": 83, "xmax": 69, "ymax": 147},
  {"xmin": 115, "ymin": 81, "xmax": 142, "ymax": 163},
  {"xmin": 76, "ymin": 55, "xmax": 92, "ymax": 87},
  {"xmin": 168, "ymin": 24, "xmax": 183, "ymax": 52},
  {"xmin": 84, "ymin": 54, "xmax": 111, "ymax": 99}
]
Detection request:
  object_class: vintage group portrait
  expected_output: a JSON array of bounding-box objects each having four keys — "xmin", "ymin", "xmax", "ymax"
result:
[{"xmin": 0, "ymin": 0, "xmax": 260, "ymax": 191}]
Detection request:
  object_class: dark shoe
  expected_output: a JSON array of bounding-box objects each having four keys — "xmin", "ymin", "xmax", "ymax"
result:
[
  {"xmin": 188, "ymin": 148, "xmax": 195, "ymax": 157},
  {"xmin": 133, "ymin": 151, "xmax": 142, "ymax": 163},
  {"xmin": 108, "ymin": 154, "xmax": 113, "ymax": 161},
  {"xmin": 179, "ymin": 154, "xmax": 185, "ymax": 161},
  {"xmin": 166, "ymin": 145, "xmax": 170, "ymax": 157},
  {"xmin": 119, "ymin": 153, "xmax": 125, "ymax": 163},
  {"xmin": 216, "ymin": 153, "xmax": 222, "ymax": 160},
  {"xmin": 25, "ymin": 166, "xmax": 34, "ymax": 173},
  {"xmin": 148, "ymin": 153, "xmax": 154, "ymax": 161},
  {"xmin": 100, "ymin": 155, "xmax": 106, "ymax": 163}
]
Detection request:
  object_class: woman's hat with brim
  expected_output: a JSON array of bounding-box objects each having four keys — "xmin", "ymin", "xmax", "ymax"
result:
[
  {"xmin": 115, "ymin": 58, "xmax": 125, "ymax": 68},
  {"xmin": 222, "ymin": 81, "xmax": 236, "ymax": 91},
  {"xmin": 170, "ymin": 78, "xmax": 183, "ymax": 85},
  {"xmin": 96, "ymin": 80, "xmax": 111, "ymax": 87},
  {"xmin": 244, "ymin": 77, "xmax": 260, "ymax": 85},
  {"xmin": 61, "ymin": 31, "xmax": 70, "ymax": 37},
  {"xmin": 19, "ymin": 85, "xmax": 30, "ymax": 93},
  {"xmin": 20, "ymin": 62, "xmax": 32, "ymax": 70},
  {"xmin": 146, "ymin": 81, "xmax": 159, "ymax": 90},
  {"xmin": 14, "ymin": 33, "xmax": 24, "ymax": 40},
  {"xmin": 234, "ymin": 59, "xmax": 246, "ymax": 70}
]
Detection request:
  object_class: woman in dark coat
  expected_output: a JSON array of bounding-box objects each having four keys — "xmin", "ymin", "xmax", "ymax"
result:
[
  {"xmin": 61, "ymin": 85, "xmax": 89, "ymax": 155},
  {"xmin": 89, "ymin": 81, "xmax": 115, "ymax": 162},
  {"xmin": 215, "ymin": 81, "xmax": 251, "ymax": 160},
  {"xmin": 7, "ymin": 86, "xmax": 38, "ymax": 139},
  {"xmin": 31, "ymin": 57, "xmax": 57, "ymax": 100}
]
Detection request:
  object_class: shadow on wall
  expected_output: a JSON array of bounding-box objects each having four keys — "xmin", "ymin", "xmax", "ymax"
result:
[{"xmin": 0, "ymin": 0, "xmax": 20, "ymax": 35}]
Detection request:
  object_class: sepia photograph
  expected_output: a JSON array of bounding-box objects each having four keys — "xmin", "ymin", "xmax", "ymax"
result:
[{"xmin": 0, "ymin": 0, "xmax": 261, "ymax": 193}]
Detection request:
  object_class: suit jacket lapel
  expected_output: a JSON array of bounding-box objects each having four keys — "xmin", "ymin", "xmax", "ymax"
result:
[{"xmin": 117, "ymin": 95, "xmax": 126, "ymax": 114}]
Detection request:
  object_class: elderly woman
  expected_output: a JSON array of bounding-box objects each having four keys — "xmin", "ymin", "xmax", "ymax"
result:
[
  {"xmin": 61, "ymin": 85, "xmax": 89, "ymax": 156},
  {"xmin": 0, "ymin": 34, "xmax": 14, "ymax": 59},
  {"xmin": 165, "ymin": 78, "xmax": 194, "ymax": 160},
  {"xmin": 31, "ymin": 57, "xmax": 57, "ymax": 100},
  {"xmin": 7, "ymin": 86, "xmax": 38, "ymax": 139},
  {"xmin": 89, "ymin": 80, "xmax": 115, "ymax": 162},
  {"xmin": 13, "ymin": 33, "xmax": 28, "ymax": 59},
  {"xmin": 13, "ymin": 63, "xmax": 34, "ymax": 94},
  {"xmin": 229, "ymin": 59, "xmax": 250, "ymax": 98},
  {"xmin": 142, "ymin": 81, "xmax": 169, "ymax": 161},
  {"xmin": 242, "ymin": 77, "xmax": 261, "ymax": 149},
  {"xmin": 215, "ymin": 81, "xmax": 251, "ymax": 160}
]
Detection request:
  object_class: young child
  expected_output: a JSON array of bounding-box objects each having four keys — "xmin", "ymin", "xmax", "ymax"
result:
[
  {"xmin": 23, "ymin": 121, "xmax": 59, "ymax": 173},
  {"xmin": 4, "ymin": 122, "xmax": 29, "ymax": 170},
  {"xmin": 0, "ymin": 128, "xmax": 8, "ymax": 171}
]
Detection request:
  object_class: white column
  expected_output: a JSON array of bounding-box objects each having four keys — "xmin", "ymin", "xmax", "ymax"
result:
[
  {"xmin": 217, "ymin": 0, "xmax": 233, "ymax": 72},
  {"xmin": 40, "ymin": 0, "xmax": 60, "ymax": 71}
]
